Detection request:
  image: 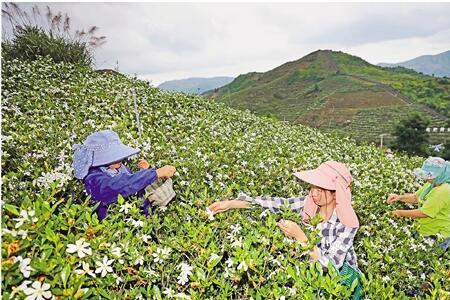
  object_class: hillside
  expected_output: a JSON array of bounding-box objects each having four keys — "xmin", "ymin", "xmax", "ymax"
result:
[
  {"xmin": 158, "ymin": 76, "xmax": 234, "ymax": 94},
  {"xmin": 378, "ymin": 50, "xmax": 450, "ymax": 78},
  {"xmin": 2, "ymin": 57, "xmax": 449, "ymax": 299},
  {"xmin": 207, "ymin": 50, "xmax": 450, "ymax": 144}
]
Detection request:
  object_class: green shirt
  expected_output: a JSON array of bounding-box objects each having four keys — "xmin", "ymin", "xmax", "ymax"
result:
[{"xmin": 415, "ymin": 182, "xmax": 450, "ymax": 238}]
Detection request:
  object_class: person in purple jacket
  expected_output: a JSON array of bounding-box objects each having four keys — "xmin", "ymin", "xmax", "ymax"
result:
[{"xmin": 72, "ymin": 130, "xmax": 176, "ymax": 220}]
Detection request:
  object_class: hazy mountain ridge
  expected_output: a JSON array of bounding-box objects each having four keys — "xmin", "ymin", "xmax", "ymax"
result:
[
  {"xmin": 158, "ymin": 76, "xmax": 234, "ymax": 94},
  {"xmin": 378, "ymin": 50, "xmax": 450, "ymax": 77}
]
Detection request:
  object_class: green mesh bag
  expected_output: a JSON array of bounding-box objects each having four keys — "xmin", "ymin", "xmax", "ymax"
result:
[{"xmin": 339, "ymin": 262, "xmax": 364, "ymax": 300}]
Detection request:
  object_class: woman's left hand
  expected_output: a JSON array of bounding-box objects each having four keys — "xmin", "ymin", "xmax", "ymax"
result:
[
  {"xmin": 138, "ymin": 159, "xmax": 150, "ymax": 170},
  {"xmin": 277, "ymin": 219, "xmax": 307, "ymax": 242}
]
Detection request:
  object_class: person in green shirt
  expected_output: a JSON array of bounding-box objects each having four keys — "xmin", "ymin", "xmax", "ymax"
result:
[{"xmin": 387, "ymin": 157, "xmax": 450, "ymax": 250}]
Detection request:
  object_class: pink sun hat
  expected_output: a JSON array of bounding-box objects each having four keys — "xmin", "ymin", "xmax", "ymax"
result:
[{"xmin": 293, "ymin": 161, "xmax": 359, "ymax": 228}]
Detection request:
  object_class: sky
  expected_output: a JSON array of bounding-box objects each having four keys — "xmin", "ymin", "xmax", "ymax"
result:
[{"xmin": 5, "ymin": 2, "xmax": 450, "ymax": 85}]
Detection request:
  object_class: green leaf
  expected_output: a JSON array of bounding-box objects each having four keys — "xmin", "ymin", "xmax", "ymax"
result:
[
  {"xmin": 152, "ymin": 286, "xmax": 162, "ymax": 300},
  {"xmin": 4, "ymin": 204, "xmax": 19, "ymax": 216},
  {"xmin": 85, "ymin": 211, "xmax": 92, "ymax": 223},
  {"xmin": 117, "ymin": 194, "xmax": 124, "ymax": 205},
  {"xmin": 60, "ymin": 264, "xmax": 71, "ymax": 288},
  {"xmin": 207, "ymin": 254, "xmax": 222, "ymax": 270},
  {"xmin": 98, "ymin": 288, "xmax": 113, "ymax": 299}
]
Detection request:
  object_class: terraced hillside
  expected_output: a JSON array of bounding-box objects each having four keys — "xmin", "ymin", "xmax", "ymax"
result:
[
  {"xmin": 2, "ymin": 57, "xmax": 449, "ymax": 299},
  {"xmin": 208, "ymin": 50, "xmax": 449, "ymax": 144}
]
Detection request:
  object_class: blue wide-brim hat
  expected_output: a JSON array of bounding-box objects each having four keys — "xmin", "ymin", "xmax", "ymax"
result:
[
  {"xmin": 413, "ymin": 157, "xmax": 446, "ymax": 181},
  {"xmin": 72, "ymin": 130, "xmax": 139, "ymax": 179},
  {"xmin": 413, "ymin": 156, "xmax": 450, "ymax": 199}
]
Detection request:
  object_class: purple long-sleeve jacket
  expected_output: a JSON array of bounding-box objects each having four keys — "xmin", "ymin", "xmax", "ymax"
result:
[{"xmin": 83, "ymin": 166, "xmax": 158, "ymax": 220}]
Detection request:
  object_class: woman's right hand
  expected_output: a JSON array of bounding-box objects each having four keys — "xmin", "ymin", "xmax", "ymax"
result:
[
  {"xmin": 387, "ymin": 193, "xmax": 400, "ymax": 203},
  {"xmin": 208, "ymin": 201, "xmax": 232, "ymax": 215},
  {"xmin": 156, "ymin": 165, "xmax": 176, "ymax": 179}
]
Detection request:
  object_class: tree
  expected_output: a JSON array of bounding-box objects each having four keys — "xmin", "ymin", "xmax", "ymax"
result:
[
  {"xmin": 441, "ymin": 140, "xmax": 450, "ymax": 160},
  {"xmin": 393, "ymin": 113, "xmax": 430, "ymax": 156},
  {"xmin": 442, "ymin": 119, "xmax": 450, "ymax": 160}
]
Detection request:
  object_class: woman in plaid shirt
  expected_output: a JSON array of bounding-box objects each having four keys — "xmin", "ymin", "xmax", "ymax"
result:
[{"xmin": 208, "ymin": 161, "xmax": 360, "ymax": 270}]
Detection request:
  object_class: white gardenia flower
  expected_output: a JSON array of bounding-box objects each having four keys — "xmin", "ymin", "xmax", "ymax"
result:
[
  {"xmin": 141, "ymin": 234, "xmax": 152, "ymax": 243},
  {"xmin": 225, "ymin": 258, "xmax": 234, "ymax": 268},
  {"xmin": 28, "ymin": 210, "xmax": 38, "ymax": 223},
  {"xmin": 119, "ymin": 203, "xmax": 133, "ymax": 214},
  {"xmin": 17, "ymin": 230, "xmax": 28, "ymax": 239},
  {"xmin": 174, "ymin": 293, "xmax": 191, "ymax": 300},
  {"xmin": 9, "ymin": 280, "xmax": 32, "ymax": 299},
  {"xmin": 205, "ymin": 208, "xmax": 215, "ymax": 221},
  {"xmin": 158, "ymin": 206, "xmax": 168, "ymax": 212},
  {"xmin": 209, "ymin": 253, "xmax": 221, "ymax": 262},
  {"xmin": 143, "ymin": 267, "xmax": 158, "ymax": 278},
  {"xmin": 111, "ymin": 244, "xmax": 123, "ymax": 258},
  {"xmin": 231, "ymin": 237, "xmax": 243, "ymax": 248},
  {"xmin": 177, "ymin": 263, "xmax": 193, "ymax": 285},
  {"xmin": 110, "ymin": 244, "xmax": 124, "ymax": 264},
  {"xmin": 288, "ymin": 287, "xmax": 297, "ymax": 296},
  {"xmin": 160, "ymin": 247, "xmax": 171, "ymax": 257},
  {"xmin": 226, "ymin": 232, "xmax": 235, "ymax": 241},
  {"xmin": 259, "ymin": 210, "xmax": 270, "ymax": 219},
  {"xmin": 163, "ymin": 288, "xmax": 175, "ymax": 298},
  {"xmin": 237, "ymin": 261, "xmax": 248, "ymax": 272},
  {"xmin": 2, "ymin": 228, "xmax": 17, "ymax": 237},
  {"xmin": 14, "ymin": 210, "xmax": 32, "ymax": 228},
  {"xmin": 224, "ymin": 267, "xmax": 232, "ymax": 278},
  {"xmin": 230, "ymin": 224, "xmax": 242, "ymax": 235},
  {"xmin": 270, "ymin": 257, "xmax": 281, "ymax": 267},
  {"xmin": 23, "ymin": 281, "xmax": 52, "ymax": 300},
  {"xmin": 134, "ymin": 256, "xmax": 144, "ymax": 266},
  {"xmin": 128, "ymin": 219, "xmax": 144, "ymax": 228},
  {"xmin": 95, "ymin": 256, "xmax": 114, "ymax": 277},
  {"xmin": 177, "ymin": 275, "xmax": 189, "ymax": 286},
  {"xmin": 74, "ymin": 262, "xmax": 96, "ymax": 277},
  {"xmin": 283, "ymin": 237, "xmax": 294, "ymax": 244},
  {"xmin": 14, "ymin": 210, "xmax": 38, "ymax": 228},
  {"xmin": 2, "ymin": 228, "xmax": 28, "ymax": 239},
  {"xmin": 152, "ymin": 247, "xmax": 171, "ymax": 263},
  {"xmin": 112, "ymin": 274, "xmax": 123, "ymax": 285},
  {"xmin": 66, "ymin": 239, "xmax": 92, "ymax": 258},
  {"xmin": 14, "ymin": 256, "xmax": 33, "ymax": 278},
  {"xmin": 152, "ymin": 253, "xmax": 163, "ymax": 264}
]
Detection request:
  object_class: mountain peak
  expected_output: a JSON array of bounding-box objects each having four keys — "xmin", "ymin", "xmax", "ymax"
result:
[{"xmin": 210, "ymin": 49, "xmax": 449, "ymax": 143}]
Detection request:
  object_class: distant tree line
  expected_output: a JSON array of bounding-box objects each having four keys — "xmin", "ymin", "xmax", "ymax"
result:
[{"xmin": 393, "ymin": 113, "xmax": 450, "ymax": 160}]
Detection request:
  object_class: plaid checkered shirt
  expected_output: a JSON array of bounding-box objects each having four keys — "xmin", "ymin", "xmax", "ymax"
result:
[{"xmin": 237, "ymin": 193, "xmax": 358, "ymax": 269}]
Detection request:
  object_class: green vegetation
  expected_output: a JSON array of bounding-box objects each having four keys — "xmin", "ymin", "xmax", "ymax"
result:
[
  {"xmin": 1, "ymin": 3, "xmax": 105, "ymax": 66},
  {"xmin": 2, "ymin": 56, "xmax": 449, "ymax": 299},
  {"xmin": 333, "ymin": 52, "xmax": 450, "ymax": 116},
  {"xmin": 209, "ymin": 50, "xmax": 449, "ymax": 145},
  {"xmin": 393, "ymin": 113, "xmax": 431, "ymax": 156}
]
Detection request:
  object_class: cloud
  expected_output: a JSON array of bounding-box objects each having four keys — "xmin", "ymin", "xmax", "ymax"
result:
[
  {"xmin": 9, "ymin": 2, "xmax": 450, "ymax": 84},
  {"xmin": 346, "ymin": 28, "xmax": 450, "ymax": 64}
]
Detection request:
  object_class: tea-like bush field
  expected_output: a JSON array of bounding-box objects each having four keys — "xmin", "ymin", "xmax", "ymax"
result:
[{"xmin": 1, "ymin": 57, "xmax": 449, "ymax": 299}]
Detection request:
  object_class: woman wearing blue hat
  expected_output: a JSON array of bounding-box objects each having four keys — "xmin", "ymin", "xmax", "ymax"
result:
[
  {"xmin": 72, "ymin": 130, "xmax": 176, "ymax": 220},
  {"xmin": 387, "ymin": 157, "xmax": 450, "ymax": 250}
]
